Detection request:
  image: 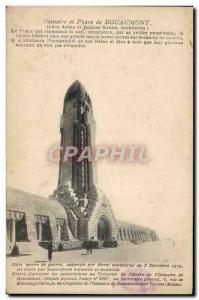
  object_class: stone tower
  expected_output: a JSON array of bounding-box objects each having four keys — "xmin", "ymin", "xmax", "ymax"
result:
[
  {"xmin": 53, "ymin": 81, "xmax": 117, "ymax": 241},
  {"xmin": 58, "ymin": 80, "xmax": 97, "ymax": 202}
]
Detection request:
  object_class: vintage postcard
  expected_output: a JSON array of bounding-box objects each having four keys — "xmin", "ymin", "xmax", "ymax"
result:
[{"xmin": 6, "ymin": 6, "xmax": 193, "ymax": 294}]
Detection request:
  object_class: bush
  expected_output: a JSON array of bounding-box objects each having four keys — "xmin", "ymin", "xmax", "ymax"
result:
[
  {"xmin": 82, "ymin": 240, "xmax": 99, "ymax": 250},
  {"xmin": 11, "ymin": 244, "xmax": 19, "ymax": 256},
  {"xmin": 103, "ymin": 240, "xmax": 118, "ymax": 248},
  {"xmin": 58, "ymin": 243, "xmax": 63, "ymax": 251}
]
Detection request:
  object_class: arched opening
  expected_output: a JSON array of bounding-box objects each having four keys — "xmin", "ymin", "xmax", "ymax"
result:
[
  {"xmin": 35, "ymin": 215, "xmax": 52, "ymax": 241},
  {"xmin": 97, "ymin": 216, "xmax": 111, "ymax": 241},
  {"xmin": 6, "ymin": 211, "xmax": 28, "ymax": 242},
  {"xmin": 16, "ymin": 215, "xmax": 28, "ymax": 241}
]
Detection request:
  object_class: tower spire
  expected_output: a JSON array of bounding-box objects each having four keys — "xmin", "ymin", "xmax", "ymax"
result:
[{"xmin": 58, "ymin": 81, "xmax": 97, "ymax": 200}]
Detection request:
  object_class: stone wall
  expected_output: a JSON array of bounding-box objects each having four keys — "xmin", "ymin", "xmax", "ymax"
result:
[
  {"xmin": 88, "ymin": 188, "xmax": 117, "ymax": 240},
  {"xmin": 7, "ymin": 186, "xmax": 158, "ymax": 255},
  {"xmin": 7, "ymin": 187, "xmax": 68, "ymax": 244},
  {"xmin": 117, "ymin": 220, "xmax": 158, "ymax": 244}
]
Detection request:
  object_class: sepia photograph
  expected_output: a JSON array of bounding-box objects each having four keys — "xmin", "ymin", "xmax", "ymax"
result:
[{"xmin": 6, "ymin": 5, "xmax": 193, "ymax": 295}]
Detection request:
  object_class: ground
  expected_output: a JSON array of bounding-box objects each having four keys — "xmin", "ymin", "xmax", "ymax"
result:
[{"xmin": 7, "ymin": 239, "xmax": 185, "ymax": 264}]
